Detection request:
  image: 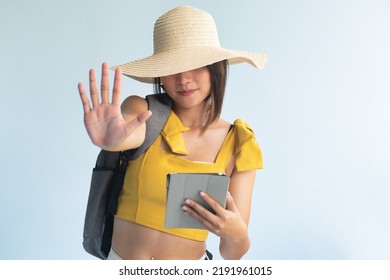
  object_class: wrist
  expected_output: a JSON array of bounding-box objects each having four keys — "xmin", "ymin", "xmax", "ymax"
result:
[{"xmin": 220, "ymin": 234, "xmax": 250, "ymax": 260}]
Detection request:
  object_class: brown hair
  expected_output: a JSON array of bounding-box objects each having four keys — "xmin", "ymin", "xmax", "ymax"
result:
[{"xmin": 154, "ymin": 60, "xmax": 229, "ymax": 132}]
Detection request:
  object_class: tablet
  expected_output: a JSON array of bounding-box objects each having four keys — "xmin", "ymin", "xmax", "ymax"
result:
[{"xmin": 164, "ymin": 173, "xmax": 230, "ymax": 229}]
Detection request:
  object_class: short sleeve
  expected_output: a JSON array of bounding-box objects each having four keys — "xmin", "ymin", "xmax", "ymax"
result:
[{"xmin": 233, "ymin": 119, "xmax": 263, "ymax": 172}]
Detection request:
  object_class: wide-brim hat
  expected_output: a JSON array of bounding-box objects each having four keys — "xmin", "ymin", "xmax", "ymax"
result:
[{"xmin": 112, "ymin": 6, "xmax": 267, "ymax": 83}]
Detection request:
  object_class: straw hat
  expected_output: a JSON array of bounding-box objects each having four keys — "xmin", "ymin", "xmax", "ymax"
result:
[{"xmin": 112, "ymin": 6, "xmax": 267, "ymax": 83}]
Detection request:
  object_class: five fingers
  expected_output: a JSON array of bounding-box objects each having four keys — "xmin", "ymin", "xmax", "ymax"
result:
[{"xmin": 78, "ymin": 62, "xmax": 122, "ymax": 113}]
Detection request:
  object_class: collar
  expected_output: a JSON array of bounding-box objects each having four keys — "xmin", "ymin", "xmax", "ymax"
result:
[{"xmin": 160, "ymin": 111, "xmax": 190, "ymax": 155}]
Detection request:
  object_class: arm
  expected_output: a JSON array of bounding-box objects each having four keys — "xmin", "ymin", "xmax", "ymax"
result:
[
  {"xmin": 183, "ymin": 169, "xmax": 256, "ymax": 260},
  {"xmin": 219, "ymin": 169, "xmax": 256, "ymax": 259},
  {"xmin": 78, "ymin": 62, "xmax": 151, "ymax": 151}
]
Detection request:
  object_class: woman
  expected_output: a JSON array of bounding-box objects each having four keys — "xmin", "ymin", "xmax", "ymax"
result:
[{"xmin": 78, "ymin": 6, "xmax": 266, "ymax": 260}]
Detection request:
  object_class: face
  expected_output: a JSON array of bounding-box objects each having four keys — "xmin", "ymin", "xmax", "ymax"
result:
[{"xmin": 161, "ymin": 67, "xmax": 211, "ymax": 110}]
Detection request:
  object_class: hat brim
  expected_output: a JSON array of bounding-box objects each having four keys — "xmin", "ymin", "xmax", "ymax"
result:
[{"xmin": 112, "ymin": 47, "xmax": 267, "ymax": 83}]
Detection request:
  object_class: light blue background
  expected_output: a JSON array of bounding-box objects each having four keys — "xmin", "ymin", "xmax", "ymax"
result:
[{"xmin": 1, "ymin": 0, "xmax": 389, "ymax": 260}]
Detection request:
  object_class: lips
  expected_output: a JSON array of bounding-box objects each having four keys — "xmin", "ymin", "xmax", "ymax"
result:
[{"xmin": 177, "ymin": 89, "xmax": 196, "ymax": 96}]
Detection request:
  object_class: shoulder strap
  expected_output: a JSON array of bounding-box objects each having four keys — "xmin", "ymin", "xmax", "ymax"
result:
[
  {"xmin": 123, "ymin": 93, "xmax": 172, "ymax": 160},
  {"xmin": 108, "ymin": 93, "xmax": 171, "ymax": 214}
]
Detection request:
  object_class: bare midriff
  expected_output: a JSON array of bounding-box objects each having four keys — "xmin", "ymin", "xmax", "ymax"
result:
[{"xmin": 111, "ymin": 216, "xmax": 207, "ymax": 260}]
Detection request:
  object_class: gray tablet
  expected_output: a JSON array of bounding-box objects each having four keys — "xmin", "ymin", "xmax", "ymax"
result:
[{"xmin": 164, "ymin": 173, "xmax": 230, "ymax": 229}]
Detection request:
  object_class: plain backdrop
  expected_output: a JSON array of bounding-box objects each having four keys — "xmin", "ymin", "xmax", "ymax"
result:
[{"xmin": 1, "ymin": 0, "xmax": 389, "ymax": 259}]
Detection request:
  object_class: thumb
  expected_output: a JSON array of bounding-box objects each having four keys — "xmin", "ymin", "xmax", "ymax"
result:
[
  {"xmin": 124, "ymin": 110, "xmax": 152, "ymax": 135},
  {"xmin": 136, "ymin": 110, "xmax": 152, "ymax": 123},
  {"xmin": 225, "ymin": 192, "xmax": 238, "ymax": 213}
]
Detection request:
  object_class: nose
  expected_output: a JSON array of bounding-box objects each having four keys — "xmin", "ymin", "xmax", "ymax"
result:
[{"xmin": 176, "ymin": 71, "xmax": 192, "ymax": 85}]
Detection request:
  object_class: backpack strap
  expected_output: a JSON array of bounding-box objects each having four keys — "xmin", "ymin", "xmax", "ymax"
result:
[
  {"xmin": 108, "ymin": 93, "xmax": 172, "ymax": 214},
  {"xmin": 124, "ymin": 93, "xmax": 172, "ymax": 160}
]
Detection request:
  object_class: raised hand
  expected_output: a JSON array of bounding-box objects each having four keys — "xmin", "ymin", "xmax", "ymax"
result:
[{"xmin": 78, "ymin": 63, "xmax": 151, "ymax": 150}]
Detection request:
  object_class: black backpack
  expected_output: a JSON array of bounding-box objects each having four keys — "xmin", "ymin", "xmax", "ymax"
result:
[{"xmin": 82, "ymin": 93, "xmax": 171, "ymax": 259}]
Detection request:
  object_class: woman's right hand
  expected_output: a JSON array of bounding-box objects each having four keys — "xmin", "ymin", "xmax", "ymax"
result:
[{"xmin": 78, "ymin": 62, "xmax": 151, "ymax": 150}]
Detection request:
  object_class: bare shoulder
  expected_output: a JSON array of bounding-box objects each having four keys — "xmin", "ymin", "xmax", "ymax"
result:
[
  {"xmin": 213, "ymin": 117, "xmax": 232, "ymax": 131},
  {"xmin": 205, "ymin": 117, "xmax": 232, "ymax": 141},
  {"xmin": 121, "ymin": 95, "xmax": 148, "ymax": 115}
]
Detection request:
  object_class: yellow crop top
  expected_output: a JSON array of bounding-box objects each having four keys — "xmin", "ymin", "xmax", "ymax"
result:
[{"xmin": 116, "ymin": 111, "xmax": 263, "ymax": 241}]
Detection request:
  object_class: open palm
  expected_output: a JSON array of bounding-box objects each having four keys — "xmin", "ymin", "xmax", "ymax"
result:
[{"xmin": 78, "ymin": 63, "xmax": 150, "ymax": 150}]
